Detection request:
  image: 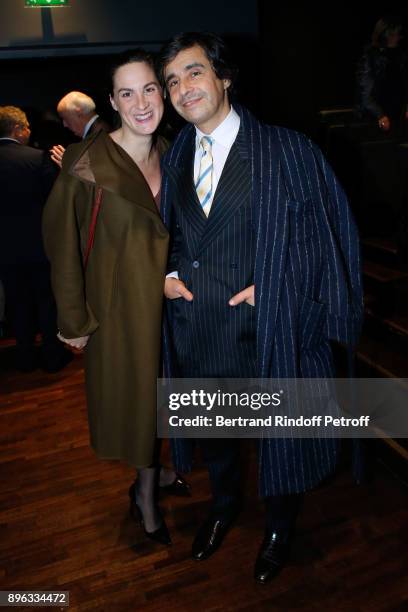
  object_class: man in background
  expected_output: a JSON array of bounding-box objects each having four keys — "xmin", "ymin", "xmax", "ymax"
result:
[
  {"xmin": 50, "ymin": 91, "xmax": 110, "ymax": 167},
  {"xmin": 0, "ymin": 105, "xmax": 71, "ymax": 372}
]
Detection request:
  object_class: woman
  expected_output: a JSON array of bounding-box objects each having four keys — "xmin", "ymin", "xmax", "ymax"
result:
[
  {"xmin": 356, "ymin": 15, "xmax": 408, "ymax": 133},
  {"xmin": 43, "ymin": 50, "xmax": 188, "ymax": 545}
]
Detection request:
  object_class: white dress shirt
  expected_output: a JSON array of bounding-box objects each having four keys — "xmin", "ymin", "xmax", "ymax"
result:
[
  {"xmin": 83, "ymin": 114, "xmax": 99, "ymax": 139},
  {"xmin": 167, "ymin": 106, "xmax": 240, "ymax": 279},
  {"xmin": 194, "ymin": 105, "xmax": 240, "ymax": 216}
]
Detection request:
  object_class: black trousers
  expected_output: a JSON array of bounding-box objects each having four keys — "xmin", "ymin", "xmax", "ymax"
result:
[
  {"xmin": 0, "ymin": 262, "xmax": 60, "ymax": 355},
  {"xmin": 200, "ymin": 438, "xmax": 303, "ymax": 531}
]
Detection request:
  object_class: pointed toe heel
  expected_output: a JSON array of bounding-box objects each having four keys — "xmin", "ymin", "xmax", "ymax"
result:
[{"xmin": 129, "ymin": 483, "xmax": 171, "ymax": 545}]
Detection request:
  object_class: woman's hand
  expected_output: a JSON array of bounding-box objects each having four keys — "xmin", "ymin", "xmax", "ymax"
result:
[{"xmin": 57, "ymin": 332, "xmax": 90, "ymax": 350}]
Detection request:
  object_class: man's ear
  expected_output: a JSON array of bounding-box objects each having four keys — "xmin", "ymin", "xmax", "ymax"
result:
[
  {"xmin": 109, "ymin": 95, "xmax": 118, "ymax": 112},
  {"xmin": 11, "ymin": 124, "xmax": 20, "ymax": 140}
]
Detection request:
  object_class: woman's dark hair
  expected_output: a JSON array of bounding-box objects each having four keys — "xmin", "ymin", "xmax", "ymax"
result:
[
  {"xmin": 157, "ymin": 31, "xmax": 238, "ymax": 93},
  {"xmin": 109, "ymin": 48, "xmax": 157, "ymax": 95},
  {"xmin": 371, "ymin": 15, "xmax": 402, "ymax": 47},
  {"xmin": 108, "ymin": 47, "xmax": 171, "ymax": 139}
]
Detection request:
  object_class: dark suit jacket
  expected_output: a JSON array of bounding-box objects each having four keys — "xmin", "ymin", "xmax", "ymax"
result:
[
  {"xmin": 356, "ymin": 45, "xmax": 408, "ymax": 121},
  {"xmin": 161, "ymin": 105, "xmax": 364, "ymax": 496},
  {"xmin": 0, "ymin": 139, "xmax": 57, "ymax": 265},
  {"xmin": 165, "ymin": 126, "xmax": 257, "ymax": 378}
]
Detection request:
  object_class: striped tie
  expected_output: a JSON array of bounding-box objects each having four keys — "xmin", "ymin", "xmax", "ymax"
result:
[{"xmin": 195, "ymin": 136, "xmax": 213, "ymax": 209}]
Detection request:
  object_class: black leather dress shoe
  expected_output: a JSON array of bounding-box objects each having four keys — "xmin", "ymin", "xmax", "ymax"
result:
[
  {"xmin": 254, "ymin": 530, "xmax": 289, "ymax": 584},
  {"xmin": 159, "ymin": 474, "xmax": 191, "ymax": 497},
  {"xmin": 192, "ymin": 517, "xmax": 234, "ymax": 560}
]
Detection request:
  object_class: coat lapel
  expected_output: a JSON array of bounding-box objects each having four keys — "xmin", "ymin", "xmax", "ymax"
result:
[
  {"xmin": 69, "ymin": 130, "xmax": 162, "ymax": 219},
  {"xmin": 239, "ymin": 107, "xmax": 291, "ymax": 377},
  {"xmin": 164, "ymin": 124, "xmax": 252, "ymax": 254},
  {"xmin": 164, "ymin": 135, "xmax": 208, "ymax": 238},
  {"xmin": 198, "ymin": 127, "xmax": 251, "ymax": 254}
]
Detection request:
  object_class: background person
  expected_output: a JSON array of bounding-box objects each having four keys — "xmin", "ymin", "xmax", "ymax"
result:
[
  {"xmin": 0, "ymin": 105, "xmax": 71, "ymax": 372},
  {"xmin": 356, "ymin": 15, "xmax": 408, "ymax": 133},
  {"xmin": 50, "ymin": 91, "xmax": 110, "ymax": 167}
]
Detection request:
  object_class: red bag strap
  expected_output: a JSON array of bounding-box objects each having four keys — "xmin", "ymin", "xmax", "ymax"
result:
[{"xmin": 83, "ymin": 187, "xmax": 103, "ymax": 269}]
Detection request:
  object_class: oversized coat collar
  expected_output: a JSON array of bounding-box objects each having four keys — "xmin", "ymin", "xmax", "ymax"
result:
[
  {"xmin": 161, "ymin": 104, "xmax": 291, "ymax": 376},
  {"xmin": 63, "ymin": 128, "xmax": 165, "ymax": 220}
]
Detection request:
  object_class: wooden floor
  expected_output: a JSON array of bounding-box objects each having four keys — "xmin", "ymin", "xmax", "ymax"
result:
[{"xmin": 0, "ymin": 354, "xmax": 407, "ymax": 612}]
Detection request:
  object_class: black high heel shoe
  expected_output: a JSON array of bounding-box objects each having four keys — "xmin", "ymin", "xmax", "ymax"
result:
[{"xmin": 128, "ymin": 484, "xmax": 172, "ymax": 545}]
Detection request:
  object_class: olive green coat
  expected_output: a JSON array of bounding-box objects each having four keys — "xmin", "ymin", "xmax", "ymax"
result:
[{"xmin": 43, "ymin": 130, "xmax": 169, "ymax": 467}]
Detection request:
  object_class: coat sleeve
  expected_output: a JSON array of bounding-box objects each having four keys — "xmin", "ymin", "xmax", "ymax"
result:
[
  {"xmin": 161, "ymin": 169, "xmax": 181, "ymax": 274},
  {"xmin": 167, "ymin": 210, "xmax": 183, "ymax": 274},
  {"xmin": 307, "ymin": 140, "xmax": 364, "ymax": 347},
  {"xmin": 42, "ymin": 170, "xmax": 99, "ymax": 338},
  {"xmin": 40, "ymin": 151, "xmax": 58, "ymax": 201}
]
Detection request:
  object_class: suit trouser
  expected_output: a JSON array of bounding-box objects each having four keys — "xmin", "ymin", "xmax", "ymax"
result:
[
  {"xmin": 200, "ymin": 438, "xmax": 242, "ymax": 518},
  {"xmin": 0, "ymin": 263, "xmax": 60, "ymax": 354},
  {"xmin": 200, "ymin": 437, "xmax": 303, "ymax": 531}
]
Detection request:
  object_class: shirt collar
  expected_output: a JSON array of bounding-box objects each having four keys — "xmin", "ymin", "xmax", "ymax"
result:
[
  {"xmin": 195, "ymin": 105, "xmax": 240, "ymax": 149},
  {"xmin": 82, "ymin": 114, "xmax": 98, "ymax": 139},
  {"xmin": 0, "ymin": 137, "xmax": 20, "ymax": 144}
]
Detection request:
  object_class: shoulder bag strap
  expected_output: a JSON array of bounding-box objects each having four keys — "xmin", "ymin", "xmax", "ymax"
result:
[{"xmin": 83, "ymin": 187, "xmax": 103, "ymax": 269}]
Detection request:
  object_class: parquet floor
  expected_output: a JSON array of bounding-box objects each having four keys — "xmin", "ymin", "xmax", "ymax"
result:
[{"xmin": 0, "ymin": 353, "xmax": 407, "ymax": 611}]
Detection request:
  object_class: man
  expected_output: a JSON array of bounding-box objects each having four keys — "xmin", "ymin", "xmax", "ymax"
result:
[
  {"xmin": 50, "ymin": 91, "xmax": 109, "ymax": 167},
  {"xmin": 0, "ymin": 106, "xmax": 71, "ymax": 372},
  {"xmin": 158, "ymin": 33, "xmax": 363, "ymax": 583}
]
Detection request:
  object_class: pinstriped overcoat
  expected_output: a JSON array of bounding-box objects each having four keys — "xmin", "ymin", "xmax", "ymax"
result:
[{"xmin": 161, "ymin": 105, "xmax": 363, "ymax": 497}]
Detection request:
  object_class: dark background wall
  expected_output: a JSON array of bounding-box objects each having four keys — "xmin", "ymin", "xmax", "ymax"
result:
[
  {"xmin": 0, "ymin": 0, "xmax": 258, "ymax": 54},
  {"xmin": 0, "ymin": 0, "xmax": 258, "ymax": 146},
  {"xmin": 258, "ymin": 2, "xmax": 407, "ymax": 135},
  {"xmin": 0, "ymin": 0, "xmax": 407, "ymax": 144}
]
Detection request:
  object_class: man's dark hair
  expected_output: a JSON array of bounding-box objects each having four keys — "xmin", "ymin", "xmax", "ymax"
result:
[{"xmin": 157, "ymin": 31, "xmax": 238, "ymax": 93}]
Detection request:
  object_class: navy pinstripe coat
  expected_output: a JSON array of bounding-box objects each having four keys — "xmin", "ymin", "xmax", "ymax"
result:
[{"xmin": 161, "ymin": 105, "xmax": 363, "ymax": 497}]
